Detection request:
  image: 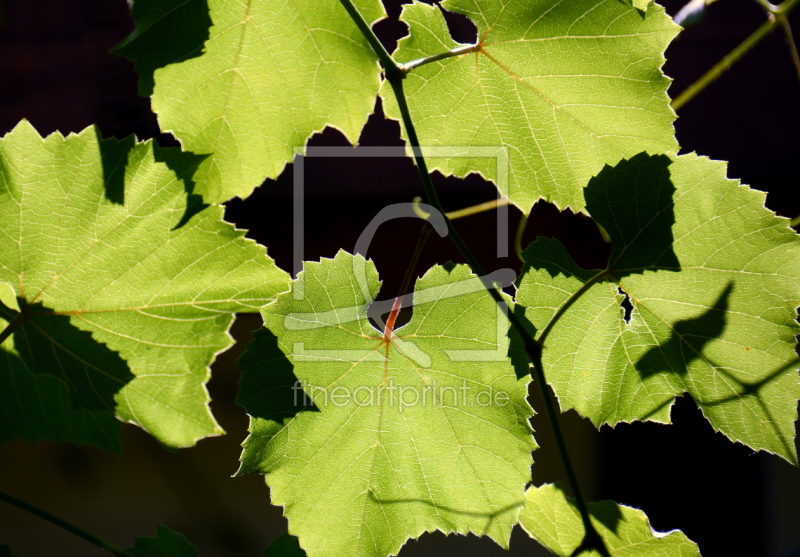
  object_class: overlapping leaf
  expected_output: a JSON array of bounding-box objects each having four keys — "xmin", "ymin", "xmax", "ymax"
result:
[
  {"xmin": 117, "ymin": 0, "xmax": 385, "ymax": 204},
  {"xmin": 383, "ymin": 0, "xmax": 678, "ymax": 212},
  {"xmin": 262, "ymin": 534, "xmax": 306, "ymax": 557},
  {"xmin": 0, "ymin": 121, "xmax": 289, "ymax": 449},
  {"xmin": 520, "ymin": 483, "xmax": 700, "ymax": 556},
  {"xmin": 126, "ymin": 525, "xmax": 199, "ymax": 557},
  {"xmin": 237, "ymin": 251, "xmax": 535, "ymax": 557},
  {"xmin": 0, "ymin": 284, "xmax": 121, "ymax": 452},
  {"xmin": 516, "ymin": 152, "xmax": 800, "ymax": 463}
]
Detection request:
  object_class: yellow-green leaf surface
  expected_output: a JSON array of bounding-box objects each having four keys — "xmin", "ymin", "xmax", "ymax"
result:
[
  {"xmin": 125, "ymin": 0, "xmax": 385, "ymax": 204},
  {"xmin": 383, "ymin": 0, "xmax": 678, "ymax": 213},
  {"xmin": 520, "ymin": 484, "xmax": 700, "ymax": 556},
  {"xmin": 516, "ymin": 152, "xmax": 800, "ymax": 463},
  {"xmin": 237, "ymin": 251, "xmax": 535, "ymax": 557},
  {"xmin": 0, "ymin": 121, "xmax": 289, "ymax": 449}
]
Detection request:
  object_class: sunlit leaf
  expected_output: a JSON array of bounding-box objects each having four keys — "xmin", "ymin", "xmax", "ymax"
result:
[
  {"xmin": 516, "ymin": 152, "xmax": 800, "ymax": 463},
  {"xmin": 0, "ymin": 121, "xmax": 289, "ymax": 449},
  {"xmin": 117, "ymin": 0, "xmax": 386, "ymax": 203},
  {"xmin": 237, "ymin": 251, "xmax": 534, "ymax": 557},
  {"xmin": 383, "ymin": 0, "xmax": 678, "ymax": 212},
  {"xmin": 520, "ymin": 483, "xmax": 700, "ymax": 556}
]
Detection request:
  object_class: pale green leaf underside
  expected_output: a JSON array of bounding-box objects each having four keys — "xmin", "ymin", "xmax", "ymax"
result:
[
  {"xmin": 238, "ymin": 251, "xmax": 535, "ymax": 557},
  {"xmin": 520, "ymin": 483, "xmax": 700, "ymax": 556},
  {"xmin": 516, "ymin": 152, "xmax": 800, "ymax": 463},
  {"xmin": 145, "ymin": 0, "xmax": 385, "ymax": 204},
  {"xmin": 383, "ymin": 0, "xmax": 678, "ymax": 213},
  {"xmin": 0, "ymin": 121, "xmax": 289, "ymax": 448}
]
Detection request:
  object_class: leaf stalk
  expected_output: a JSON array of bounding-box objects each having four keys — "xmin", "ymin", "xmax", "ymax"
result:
[
  {"xmin": 0, "ymin": 490, "xmax": 133, "ymax": 557},
  {"xmin": 398, "ymin": 44, "xmax": 481, "ymax": 74},
  {"xmin": 337, "ymin": 1, "xmax": 610, "ymax": 554}
]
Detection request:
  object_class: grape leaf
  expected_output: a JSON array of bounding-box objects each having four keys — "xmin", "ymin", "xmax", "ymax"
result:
[
  {"xmin": 0, "ymin": 121, "xmax": 289, "ymax": 449},
  {"xmin": 119, "ymin": 0, "xmax": 386, "ymax": 204},
  {"xmin": 237, "ymin": 250, "xmax": 535, "ymax": 557},
  {"xmin": 624, "ymin": 0, "xmax": 654, "ymax": 12},
  {"xmin": 126, "ymin": 525, "xmax": 199, "ymax": 557},
  {"xmin": 0, "ymin": 283, "xmax": 121, "ymax": 452},
  {"xmin": 383, "ymin": 0, "xmax": 678, "ymax": 213},
  {"xmin": 519, "ymin": 483, "xmax": 700, "ymax": 556},
  {"xmin": 515, "ymin": 152, "xmax": 800, "ymax": 463},
  {"xmin": 112, "ymin": 0, "xmax": 213, "ymax": 97}
]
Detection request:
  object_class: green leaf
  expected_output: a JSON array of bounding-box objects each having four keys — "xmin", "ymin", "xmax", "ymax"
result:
[
  {"xmin": 119, "ymin": 0, "xmax": 386, "ymax": 204},
  {"xmin": 516, "ymin": 152, "xmax": 800, "ymax": 463},
  {"xmin": 126, "ymin": 525, "xmax": 199, "ymax": 557},
  {"xmin": 112, "ymin": 0, "xmax": 213, "ymax": 97},
  {"xmin": 383, "ymin": 0, "xmax": 678, "ymax": 213},
  {"xmin": 262, "ymin": 533, "xmax": 306, "ymax": 557},
  {"xmin": 519, "ymin": 483, "xmax": 700, "ymax": 556},
  {"xmin": 0, "ymin": 283, "xmax": 121, "ymax": 452},
  {"xmin": 237, "ymin": 251, "xmax": 535, "ymax": 557},
  {"xmin": 622, "ymin": 0, "xmax": 654, "ymax": 12},
  {"xmin": 0, "ymin": 121, "xmax": 289, "ymax": 449}
]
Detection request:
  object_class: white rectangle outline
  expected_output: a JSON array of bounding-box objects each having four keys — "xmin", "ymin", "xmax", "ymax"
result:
[{"xmin": 292, "ymin": 145, "xmax": 510, "ymax": 301}]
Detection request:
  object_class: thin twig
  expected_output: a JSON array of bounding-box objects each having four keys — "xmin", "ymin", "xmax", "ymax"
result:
[
  {"xmin": 336, "ymin": 1, "xmax": 611, "ymax": 554},
  {"xmin": 0, "ymin": 490, "xmax": 132, "ymax": 557},
  {"xmin": 672, "ymin": 0, "xmax": 800, "ymax": 111},
  {"xmin": 780, "ymin": 17, "xmax": 800, "ymax": 81}
]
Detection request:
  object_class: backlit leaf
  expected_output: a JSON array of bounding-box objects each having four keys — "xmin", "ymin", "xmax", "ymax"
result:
[
  {"xmin": 118, "ymin": 0, "xmax": 386, "ymax": 203},
  {"xmin": 520, "ymin": 483, "xmax": 700, "ymax": 556},
  {"xmin": 383, "ymin": 0, "xmax": 678, "ymax": 212},
  {"xmin": 0, "ymin": 121, "xmax": 289, "ymax": 449},
  {"xmin": 237, "ymin": 251, "xmax": 534, "ymax": 557},
  {"xmin": 516, "ymin": 152, "xmax": 800, "ymax": 463}
]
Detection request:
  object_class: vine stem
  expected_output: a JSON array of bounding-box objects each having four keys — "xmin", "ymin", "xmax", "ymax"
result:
[
  {"xmin": 671, "ymin": 0, "xmax": 800, "ymax": 111},
  {"xmin": 337, "ymin": 1, "xmax": 610, "ymax": 554},
  {"xmin": 780, "ymin": 18, "xmax": 800, "ymax": 81},
  {"xmin": 0, "ymin": 490, "xmax": 132, "ymax": 557}
]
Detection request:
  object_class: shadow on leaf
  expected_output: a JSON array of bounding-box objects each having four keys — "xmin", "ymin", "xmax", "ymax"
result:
[
  {"xmin": 0, "ymin": 298, "xmax": 132, "ymax": 414},
  {"xmin": 367, "ymin": 491, "xmax": 524, "ymax": 534},
  {"xmin": 236, "ymin": 327, "xmax": 319, "ymax": 423},
  {"xmin": 111, "ymin": 0, "xmax": 212, "ymax": 97},
  {"xmin": 96, "ymin": 131, "xmax": 209, "ymax": 227},
  {"xmin": 585, "ymin": 152, "xmax": 680, "ymax": 274},
  {"xmin": 635, "ymin": 282, "xmax": 733, "ymax": 378}
]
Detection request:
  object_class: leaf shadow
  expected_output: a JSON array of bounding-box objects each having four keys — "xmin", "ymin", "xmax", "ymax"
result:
[
  {"xmin": 367, "ymin": 491, "xmax": 524, "ymax": 535},
  {"xmin": 96, "ymin": 131, "xmax": 209, "ymax": 228},
  {"xmin": 549, "ymin": 481, "xmax": 623, "ymax": 537},
  {"xmin": 585, "ymin": 152, "xmax": 679, "ymax": 275},
  {"xmin": 152, "ymin": 142, "xmax": 209, "ymax": 229},
  {"xmin": 111, "ymin": 0, "xmax": 212, "ymax": 97},
  {"xmin": 0, "ymin": 338, "xmax": 122, "ymax": 452},
  {"xmin": 507, "ymin": 304, "xmax": 539, "ymax": 380},
  {"xmin": 691, "ymin": 357, "xmax": 800, "ymax": 461},
  {"xmin": 236, "ymin": 327, "xmax": 319, "ymax": 423},
  {"xmin": 635, "ymin": 282, "xmax": 733, "ymax": 378},
  {"xmin": 0, "ymin": 298, "xmax": 133, "ymax": 413},
  {"xmin": 97, "ymin": 129, "xmax": 134, "ymax": 205}
]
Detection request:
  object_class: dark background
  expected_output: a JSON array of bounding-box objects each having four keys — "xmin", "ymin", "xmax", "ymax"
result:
[{"xmin": 0, "ymin": 0, "xmax": 798, "ymax": 556}]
